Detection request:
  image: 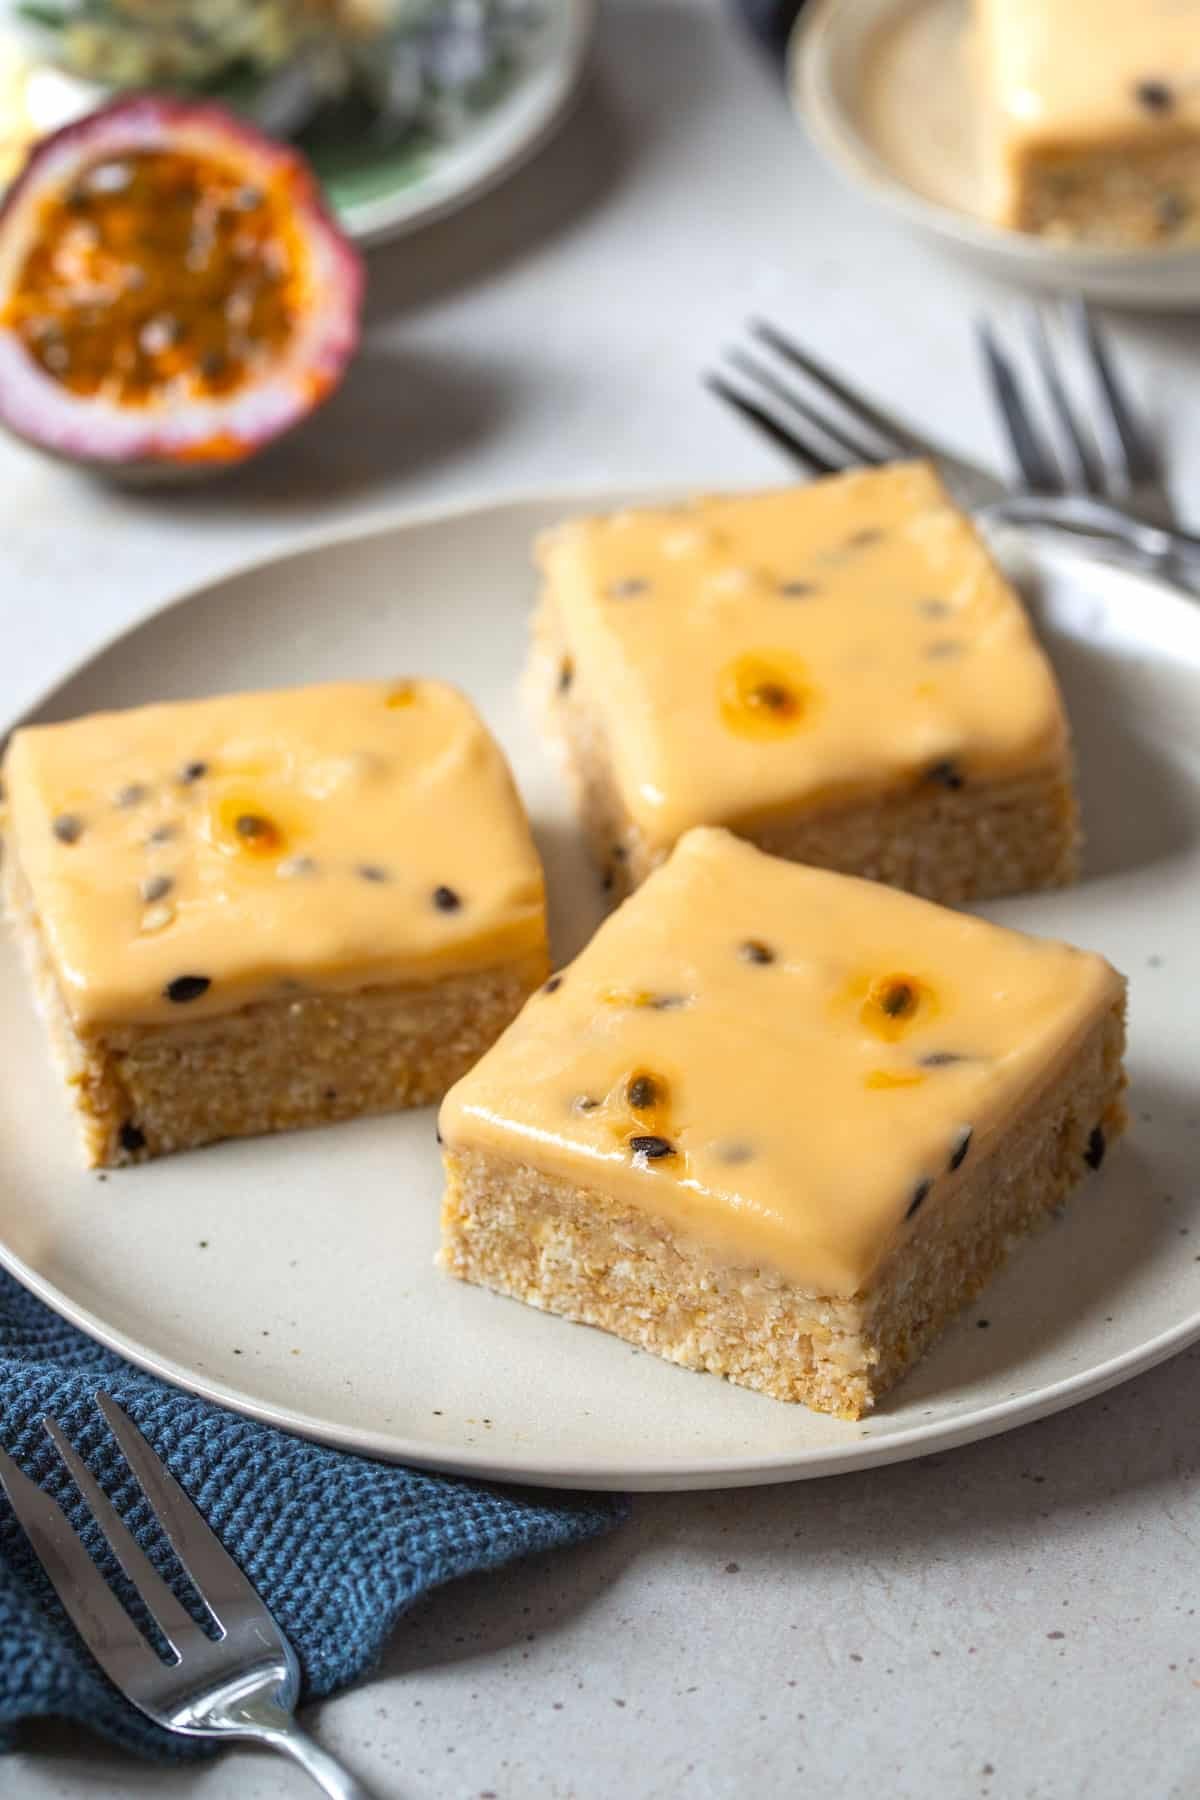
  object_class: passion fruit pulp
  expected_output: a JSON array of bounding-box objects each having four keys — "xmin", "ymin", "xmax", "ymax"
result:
[{"xmin": 0, "ymin": 95, "xmax": 364, "ymax": 477}]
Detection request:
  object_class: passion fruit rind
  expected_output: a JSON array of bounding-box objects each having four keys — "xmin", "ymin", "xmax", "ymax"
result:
[{"xmin": 0, "ymin": 95, "xmax": 364, "ymax": 476}]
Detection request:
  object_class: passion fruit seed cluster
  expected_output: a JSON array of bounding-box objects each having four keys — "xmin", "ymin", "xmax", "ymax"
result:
[
  {"xmin": 719, "ymin": 651, "xmax": 814, "ymax": 740},
  {"xmin": 623, "ymin": 1067, "xmax": 675, "ymax": 1162},
  {"xmin": 542, "ymin": 987, "xmax": 685, "ymax": 1161},
  {"xmin": 5, "ymin": 149, "xmax": 301, "ymax": 407}
]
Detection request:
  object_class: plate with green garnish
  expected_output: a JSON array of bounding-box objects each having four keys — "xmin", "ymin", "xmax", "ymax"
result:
[{"xmin": 1, "ymin": 0, "xmax": 595, "ymax": 244}]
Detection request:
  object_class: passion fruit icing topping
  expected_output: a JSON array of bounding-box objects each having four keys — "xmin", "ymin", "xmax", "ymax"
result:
[
  {"xmin": 1, "ymin": 679, "xmax": 548, "ymax": 1028},
  {"xmin": 0, "ymin": 97, "xmax": 364, "ymax": 473}
]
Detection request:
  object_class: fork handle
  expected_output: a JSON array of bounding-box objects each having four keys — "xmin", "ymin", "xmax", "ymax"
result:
[
  {"xmin": 244, "ymin": 1711, "xmax": 378, "ymax": 1799},
  {"xmin": 986, "ymin": 493, "xmax": 1200, "ymax": 577}
]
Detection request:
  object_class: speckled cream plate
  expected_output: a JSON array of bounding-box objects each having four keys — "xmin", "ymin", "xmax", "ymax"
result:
[{"xmin": 1, "ymin": 489, "xmax": 1198, "ymax": 1491}]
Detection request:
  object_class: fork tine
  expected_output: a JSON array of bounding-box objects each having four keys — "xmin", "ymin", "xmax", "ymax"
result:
[
  {"xmin": 1070, "ymin": 298, "xmax": 1158, "ymax": 485},
  {"xmin": 976, "ymin": 320, "xmax": 1062, "ymax": 493},
  {"xmin": 704, "ymin": 372, "xmax": 837, "ymax": 475},
  {"xmin": 95, "ymin": 1395, "xmax": 270, "ymax": 1639},
  {"xmin": 1026, "ymin": 303, "xmax": 1104, "ymax": 494},
  {"xmin": 725, "ymin": 347, "xmax": 883, "ymax": 468},
  {"xmin": 43, "ymin": 1416, "xmax": 202, "ymax": 1657},
  {"xmin": 0, "ymin": 1444, "xmax": 160, "ymax": 1691},
  {"xmin": 748, "ymin": 319, "xmax": 924, "ymax": 459}
]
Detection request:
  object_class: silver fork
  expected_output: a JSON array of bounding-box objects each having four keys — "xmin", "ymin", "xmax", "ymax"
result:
[
  {"xmin": 977, "ymin": 297, "xmax": 1175, "ymax": 527},
  {"xmin": 0, "ymin": 1393, "xmax": 375, "ymax": 1798},
  {"xmin": 707, "ymin": 313, "xmax": 1200, "ymax": 586}
]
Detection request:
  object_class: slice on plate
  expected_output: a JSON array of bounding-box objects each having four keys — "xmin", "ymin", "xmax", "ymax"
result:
[
  {"xmin": 529, "ymin": 461, "xmax": 1079, "ymax": 903},
  {"xmin": 439, "ymin": 827, "xmax": 1127, "ymax": 1418},
  {"xmin": 1, "ymin": 678, "xmax": 548, "ymax": 1167},
  {"xmin": 976, "ymin": 0, "xmax": 1200, "ymax": 247}
]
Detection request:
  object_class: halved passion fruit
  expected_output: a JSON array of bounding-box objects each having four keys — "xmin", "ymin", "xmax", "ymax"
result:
[{"xmin": 0, "ymin": 95, "xmax": 364, "ymax": 477}]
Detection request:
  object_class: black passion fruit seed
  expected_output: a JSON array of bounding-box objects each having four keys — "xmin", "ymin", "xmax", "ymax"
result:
[
  {"xmin": 739, "ymin": 939, "xmax": 775, "ymax": 965},
  {"xmin": 629, "ymin": 1134, "xmax": 674, "ymax": 1160},
  {"xmin": 906, "ymin": 1179, "xmax": 932, "ymax": 1220},
  {"xmin": 164, "ymin": 974, "xmax": 210, "ymax": 1004},
  {"xmin": 926, "ymin": 759, "xmax": 965, "ymax": 791},
  {"xmin": 1136, "ymin": 79, "xmax": 1173, "ymax": 112},
  {"xmin": 627, "ymin": 1075, "xmax": 660, "ymax": 1110}
]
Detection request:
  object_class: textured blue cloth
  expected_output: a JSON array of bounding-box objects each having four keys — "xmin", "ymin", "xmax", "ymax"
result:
[{"xmin": 0, "ymin": 1270, "xmax": 627, "ymax": 1760}]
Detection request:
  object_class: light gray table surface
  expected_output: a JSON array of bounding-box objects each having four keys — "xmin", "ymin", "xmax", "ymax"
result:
[{"xmin": 4, "ymin": 2, "xmax": 1200, "ymax": 1795}]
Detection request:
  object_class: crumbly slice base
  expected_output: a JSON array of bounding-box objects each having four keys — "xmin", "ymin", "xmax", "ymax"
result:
[
  {"xmin": 1011, "ymin": 140, "xmax": 1200, "ymax": 247},
  {"xmin": 4, "ymin": 848, "xmax": 546, "ymax": 1168},
  {"xmin": 527, "ymin": 597, "xmax": 1080, "ymax": 904},
  {"xmin": 440, "ymin": 999, "xmax": 1126, "ymax": 1418}
]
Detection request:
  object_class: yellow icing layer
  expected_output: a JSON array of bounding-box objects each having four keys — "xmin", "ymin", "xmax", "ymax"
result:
[
  {"xmin": 440, "ymin": 828, "xmax": 1123, "ymax": 1297},
  {"xmin": 537, "ymin": 464, "xmax": 1069, "ymax": 854},
  {"xmin": 3, "ymin": 680, "xmax": 547, "ymax": 1029},
  {"xmin": 977, "ymin": 0, "xmax": 1200, "ymax": 149}
]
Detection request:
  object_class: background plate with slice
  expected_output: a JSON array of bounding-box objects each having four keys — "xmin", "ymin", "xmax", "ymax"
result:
[
  {"xmin": 790, "ymin": 0, "xmax": 1200, "ymax": 310},
  {"xmin": 0, "ymin": 488, "xmax": 1198, "ymax": 1491}
]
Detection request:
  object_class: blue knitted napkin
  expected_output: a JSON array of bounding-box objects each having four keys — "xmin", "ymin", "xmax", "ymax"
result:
[{"xmin": 0, "ymin": 1269, "xmax": 628, "ymax": 1760}]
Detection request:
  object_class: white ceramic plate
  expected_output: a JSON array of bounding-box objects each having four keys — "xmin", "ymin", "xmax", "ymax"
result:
[
  {"xmin": 0, "ymin": 0, "xmax": 595, "ymax": 247},
  {"xmin": 1, "ymin": 489, "xmax": 1199, "ymax": 1492},
  {"xmin": 791, "ymin": 0, "xmax": 1200, "ymax": 311}
]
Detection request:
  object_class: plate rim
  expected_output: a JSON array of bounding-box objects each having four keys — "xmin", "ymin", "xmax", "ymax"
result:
[
  {"xmin": 338, "ymin": 0, "xmax": 597, "ymax": 246},
  {"xmin": 788, "ymin": 0, "xmax": 1200, "ymax": 302},
  {"xmin": 5, "ymin": 484, "xmax": 1200, "ymax": 1491},
  {"xmin": 3, "ymin": 1226, "xmax": 1199, "ymax": 1490}
]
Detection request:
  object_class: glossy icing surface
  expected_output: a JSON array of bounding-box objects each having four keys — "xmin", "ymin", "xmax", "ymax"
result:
[
  {"xmin": 440, "ymin": 829, "xmax": 1122, "ymax": 1296},
  {"xmin": 977, "ymin": 0, "xmax": 1200, "ymax": 146},
  {"xmin": 537, "ymin": 463, "xmax": 1069, "ymax": 853},
  {"xmin": 3, "ymin": 679, "xmax": 547, "ymax": 1028}
]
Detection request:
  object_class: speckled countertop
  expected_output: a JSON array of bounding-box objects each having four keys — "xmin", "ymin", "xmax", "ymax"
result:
[{"xmin": 6, "ymin": 2, "xmax": 1200, "ymax": 1795}]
